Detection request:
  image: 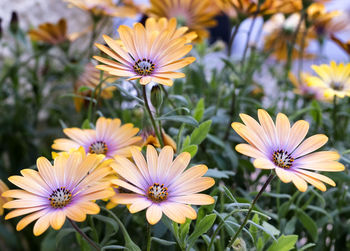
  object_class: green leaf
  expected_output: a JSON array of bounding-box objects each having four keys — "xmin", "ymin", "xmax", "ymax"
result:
[
  {"xmin": 296, "ymin": 209, "xmax": 318, "ymax": 242},
  {"xmin": 56, "ymin": 227, "xmax": 90, "ymax": 247},
  {"xmin": 222, "ymin": 185, "xmax": 237, "ymax": 202},
  {"xmin": 262, "ymin": 222, "xmax": 280, "ymax": 236},
  {"xmin": 267, "ymin": 235, "xmax": 298, "ymax": 251},
  {"xmin": 193, "ymin": 98, "xmax": 205, "ymax": 122},
  {"xmin": 181, "ymin": 145, "xmax": 198, "ymax": 157},
  {"xmin": 92, "ymin": 214, "xmax": 119, "ymax": 232},
  {"xmin": 190, "ymin": 120, "xmax": 212, "ymax": 145},
  {"xmin": 81, "ymin": 119, "xmax": 91, "ymax": 129},
  {"xmin": 205, "ymin": 169, "xmax": 235, "ymax": 179},
  {"xmin": 151, "ymin": 237, "xmax": 176, "ymax": 246},
  {"xmin": 156, "ymin": 115, "xmax": 198, "ymax": 126},
  {"xmin": 101, "ymin": 245, "xmax": 126, "ymax": 250},
  {"xmin": 187, "ymin": 214, "xmax": 217, "ymax": 249},
  {"xmin": 179, "ymin": 219, "xmax": 191, "ymax": 243},
  {"xmin": 298, "ymin": 243, "xmax": 316, "ymax": 251},
  {"xmin": 182, "ymin": 136, "xmax": 191, "ymax": 149}
]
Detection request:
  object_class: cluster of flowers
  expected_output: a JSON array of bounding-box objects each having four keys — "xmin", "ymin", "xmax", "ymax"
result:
[{"xmin": 1, "ymin": 0, "xmax": 347, "ymax": 240}]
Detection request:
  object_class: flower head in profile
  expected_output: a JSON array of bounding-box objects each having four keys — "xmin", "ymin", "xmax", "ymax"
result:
[
  {"xmin": 307, "ymin": 3, "xmax": 349, "ymax": 38},
  {"xmin": 288, "ymin": 72, "xmax": 329, "ymax": 101},
  {"xmin": 2, "ymin": 149, "xmax": 114, "ymax": 236},
  {"xmin": 139, "ymin": 128, "xmax": 177, "ymax": 152},
  {"xmin": 263, "ymin": 13, "xmax": 314, "ymax": 61},
  {"xmin": 232, "ymin": 109, "xmax": 345, "ymax": 192},
  {"xmin": 147, "ymin": 0, "xmax": 218, "ymax": 41},
  {"xmin": 0, "ymin": 180, "xmax": 11, "ymax": 216},
  {"xmin": 94, "ymin": 20, "xmax": 196, "ymax": 86},
  {"xmin": 110, "ymin": 145, "xmax": 215, "ymax": 224},
  {"xmin": 28, "ymin": 19, "xmax": 68, "ymax": 45},
  {"xmin": 306, "ymin": 61, "xmax": 350, "ymax": 99},
  {"xmin": 64, "ymin": 0, "xmax": 138, "ymax": 18},
  {"xmin": 52, "ymin": 117, "xmax": 142, "ymax": 158},
  {"xmin": 73, "ymin": 63, "xmax": 117, "ymax": 112}
]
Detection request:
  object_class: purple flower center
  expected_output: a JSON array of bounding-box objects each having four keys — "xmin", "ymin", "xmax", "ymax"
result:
[
  {"xmin": 89, "ymin": 141, "xmax": 108, "ymax": 154},
  {"xmin": 133, "ymin": 58, "xmax": 155, "ymax": 76},
  {"xmin": 49, "ymin": 187, "xmax": 72, "ymax": 209},
  {"xmin": 272, "ymin": 149, "xmax": 294, "ymax": 169},
  {"xmin": 148, "ymin": 183, "xmax": 168, "ymax": 202}
]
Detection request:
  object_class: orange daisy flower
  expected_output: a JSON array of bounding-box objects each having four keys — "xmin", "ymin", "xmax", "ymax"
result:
[
  {"xmin": 232, "ymin": 109, "xmax": 344, "ymax": 192},
  {"xmin": 110, "ymin": 145, "xmax": 215, "ymax": 224},
  {"xmin": 94, "ymin": 21, "xmax": 196, "ymax": 86},
  {"xmin": 2, "ymin": 149, "xmax": 113, "ymax": 236}
]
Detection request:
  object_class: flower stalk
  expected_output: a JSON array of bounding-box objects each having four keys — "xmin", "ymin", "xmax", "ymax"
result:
[
  {"xmin": 69, "ymin": 219, "xmax": 100, "ymax": 251},
  {"xmin": 227, "ymin": 173, "xmax": 275, "ymax": 248}
]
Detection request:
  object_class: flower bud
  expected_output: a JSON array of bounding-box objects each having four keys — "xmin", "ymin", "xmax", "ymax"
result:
[
  {"xmin": 10, "ymin": 12, "xmax": 19, "ymax": 34},
  {"xmin": 150, "ymin": 85, "xmax": 163, "ymax": 109}
]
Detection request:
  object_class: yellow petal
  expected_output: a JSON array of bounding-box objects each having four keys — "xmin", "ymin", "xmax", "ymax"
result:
[{"xmin": 146, "ymin": 204, "xmax": 162, "ymax": 225}]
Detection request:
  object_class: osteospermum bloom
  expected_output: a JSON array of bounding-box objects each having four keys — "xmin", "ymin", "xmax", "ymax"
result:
[
  {"xmin": 94, "ymin": 22, "xmax": 196, "ymax": 86},
  {"xmin": 306, "ymin": 61, "xmax": 350, "ymax": 99},
  {"xmin": 2, "ymin": 149, "xmax": 114, "ymax": 236},
  {"xmin": 0, "ymin": 180, "xmax": 11, "ymax": 216},
  {"xmin": 64, "ymin": 0, "xmax": 138, "ymax": 17},
  {"xmin": 28, "ymin": 19, "xmax": 68, "ymax": 45},
  {"xmin": 232, "ymin": 109, "xmax": 345, "ymax": 192},
  {"xmin": 73, "ymin": 63, "xmax": 117, "ymax": 112},
  {"xmin": 52, "ymin": 117, "xmax": 141, "ymax": 158},
  {"xmin": 147, "ymin": 0, "xmax": 218, "ymax": 41},
  {"xmin": 263, "ymin": 13, "xmax": 314, "ymax": 61},
  {"xmin": 110, "ymin": 145, "xmax": 215, "ymax": 224}
]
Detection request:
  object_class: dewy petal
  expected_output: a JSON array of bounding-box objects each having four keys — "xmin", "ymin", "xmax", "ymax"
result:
[
  {"xmin": 235, "ymin": 143, "xmax": 265, "ymax": 159},
  {"xmin": 111, "ymin": 179, "xmax": 145, "ymax": 195},
  {"xmin": 290, "ymin": 173, "xmax": 308, "ymax": 192},
  {"xmin": 171, "ymin": 194, "xmax": 215, "ymax": 205},
  {"xmin": 292, "ymin": 134, "xmax": 328, "ymax": 158},
  {"xmin": 166, "ymin": 151, "xmax": 191, "ymax": 182},
  {"xmin": 275, "ymin": 167, "xmax": 292, "ymax": 183},
  {"xmin": 146, "ymin": 145, "xmax": 158, "ymax": 182},
  {"xmin": 36, "ymin": 157, "xmax": 56, "ymax": 191},
  {"xmin": 110, "ymin": 193, "xmax": 144, "ymax": 204},
  {"xmin": 16, "ymin": 209, "xmax": 48, "ymax": 231},
  {"xmin": 295, "ymin": 151, "xmax": 340, "ymax": 164},
  {"xmin": 172, "ymin": 177, "xmax": 215, "ymax": 196},
  {"xmin": 276, "ymin": 113, "xmax": 291, "ymax": 149},
  {"xmin": 253, "ymin": 158, "xmax": 276, "ymax": 169},
  {"xmin": 131, "ymin": 147, "xmax": 151, "ymax": 184},
  {"xmin": 294, "ymin": 172, "xmax": 327, "ymax": 192},
  {"xmin": 294, "ymin": 169, "xmax": 336, "ymax": 186},
  {"xmin": 293, "ymin": 161, "xmax": 345, "ymax": 172},
  {"xmin": 50, "ymin": 210, "xmax": 66, "ymax": 230},
  {"xmin": 129, "ymin": 198, "xmax": 152, "ymax": 213},
  {"xmin": 8, "ymin": 175, "xmax": 49, "ymax": 197},
  {"xmin": 285, "ymin": 120, "xmax": 309, "ymax": 152},
  {"xmin": 5, "ymin": 206, "xmax": 46, "ymax": 220},
  {"xmin": 146, "ymin": 204, "xmax": 163, "ymax": 225},
  {"xmin": 65, "ymin": 204, "xmax": 86, "ymax": 222},
  {"xmin": 157, "ymin": 146, "xmax": 174, "ymax": 182},
  {"xmin": 257, "ymin": 109, "xmax": 279, "ymax": 148},
  {"xmin": 161, "ymin": 202, "xmax": 186, "ymax": 224},
  {"xmin": 169, "ymin": 164, "xmax": 208, "ymax": 190},
  {"xmin": 33, "ymin": 211, "xmax": 51, "ymax": 236}
]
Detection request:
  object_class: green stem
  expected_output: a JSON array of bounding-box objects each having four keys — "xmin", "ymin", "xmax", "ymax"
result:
[
  {"xmin": 142, "ymin": 85, "xmax": 164, "ymax": 147},
  {"xmin": 227, "ymin": 174, "xmax": 275, "ymax": 248},
  {"xmin": 147, "ymin": 223, "xmax": 152, "ymax": 251},
  {"xmin": 227, "ymin": 22, "xmax": 241, "ymax": 57},
  {"xmin": 69, "ymin": 219, "xmax": 100, "ymax": 251},
  {"xmin": 332, "ymin": 95, "xmax": 338, "ymax": 141}
]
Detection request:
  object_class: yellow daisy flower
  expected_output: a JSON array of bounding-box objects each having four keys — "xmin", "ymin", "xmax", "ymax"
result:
[
  {"xmin": 232, "ymin": 109, "xmax": 345, "ymax": 192},
  {"xmin": 94, "ymin": 21, "xmax": 196, "ymax": 86},
  {"xmin": 215, "ymin": 0, "xmax": 274, "ymax": 19},
  {"xmin": 147, "ymin": 0, "xmax": 218, "ymax": 41},
  {"xmin": 28, "ymin": 19, "xmax": 68, "ymax": 45},
  {"xmin": 2, "ymin": 149, "xmax": 114, "ymax": 236},
  {"xmin": 0, "ymin": 180, "xmax": 11, "ymax": 216},
  {"xmin": 110, "ymin": 145, "xmax": 215, "ymax": 225},
  {"xmin": 73, "ymin": 63, "xmax": 117, "ymax": 112},
  {"xmin": 306, "ymin": 61, "xmax": 350, "ymax": 99},
  {"xmin": 64, "ymin": 0, "xmax": 138, "ymax": 18},
  {"xmin": 52, "ymin": 117, "xmax": 141, "ymax": 158}
]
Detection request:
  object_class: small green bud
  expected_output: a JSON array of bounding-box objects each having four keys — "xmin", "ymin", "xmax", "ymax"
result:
[
  {"xmin": 150, "ymin": 85, "xmax": 163, "ymax": 109},
  {"xmin": 10, "ymin": 12, "xmax": 19, "ymax": 34},
  {"xmin": 232, "ymin": 238, "xmax": 247, "ymax": 251}
]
